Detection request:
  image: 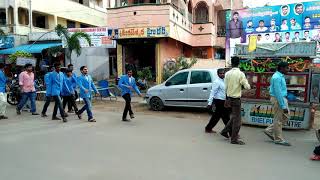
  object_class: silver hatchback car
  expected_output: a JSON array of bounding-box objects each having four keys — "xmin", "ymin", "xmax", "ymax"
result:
[{"xmin": 146, "ymin": 69, "xmax": 219, "ymax": 111}]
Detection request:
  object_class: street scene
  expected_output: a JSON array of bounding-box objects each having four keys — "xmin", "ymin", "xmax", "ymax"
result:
[{"xmin": 0, "ymin": 0, "xmax": 320, "ymax": 179}]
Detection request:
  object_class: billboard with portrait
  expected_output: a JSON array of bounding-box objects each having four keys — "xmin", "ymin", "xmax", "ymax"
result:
[{"xmin": 226, "ymin": 1, "xmax": 320, "ymax": 65}]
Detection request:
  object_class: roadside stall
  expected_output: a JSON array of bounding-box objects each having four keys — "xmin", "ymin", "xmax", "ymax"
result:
[{"xmin": 235, "ymin": 42, "xmax": 317, "ymax": 129}]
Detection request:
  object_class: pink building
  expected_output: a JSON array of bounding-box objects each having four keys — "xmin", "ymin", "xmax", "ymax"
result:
[{"xmin": 107, "ymin": 0, "xmax": 243, "ymax": 83}]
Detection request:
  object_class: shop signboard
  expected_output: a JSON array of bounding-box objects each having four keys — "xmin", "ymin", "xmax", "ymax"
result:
[
  {"xmin": 235, "ymin": 42, "xmax": 317, "ymax": 56},
  {"xmin": 226, "ymin": 1, "xmax": 320, "ymax": 61},
  {"xmin": 66, "ymin": 27, "xmax": 117, "ymax": 48},
  {"xmin": 0, "ymin": 36, "xmax": 14, "ymax": 49},
  {"xmin": 241, "ymin": 102, "xmax": 310, "ymax": 129},
  {"xmin": 16, "ymin": 57, "xmax": 36, "ymax": 67},
  {"xmin": 118, "ymin": 26, "xmax": 169, "ymax": 39}
]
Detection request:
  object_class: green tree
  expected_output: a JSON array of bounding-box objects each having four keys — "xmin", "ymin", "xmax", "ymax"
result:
[
  {"xmin": 162, "ymin": 56, "xmax": 197, "ymax": 81},
  {"xmin": 54, "ymin": 24, "xmax": 91, "ymax": 62}
]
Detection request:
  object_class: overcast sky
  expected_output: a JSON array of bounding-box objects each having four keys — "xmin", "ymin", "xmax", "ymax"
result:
[{"xmin": 243, "ymin": 0, "xmax": 317, "ymax": 8}]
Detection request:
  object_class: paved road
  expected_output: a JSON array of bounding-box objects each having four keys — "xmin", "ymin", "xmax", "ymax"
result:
[{"xmin": 0, "ymin": 104, "xmax": 319, "ymax": 180}]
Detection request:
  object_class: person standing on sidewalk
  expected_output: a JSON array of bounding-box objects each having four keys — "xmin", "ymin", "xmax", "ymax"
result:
[
  {"xmin": 16, "ymin": 64, "xmax": 39, "ymax": 116},
  {"xmin": 61, "ymin": 69, "xmax": 78, "ymax": 114},
  {"xmin": 67, "ymin": 64, "xmax": 78, "ymax": 113},
  {"xmin": 118, "ymin": 69, "xmax": 142, "ymax": 122},
  {"xmin": 220, "ymin": 57, "xmax": 250, "ymax": 145},
  {"xmin": 41, "ymin": 66, "xmax": 57, "ymax": 117},
  {"xmin": 205, "ymin": 68, "xmax": 230, "ymax": 133},
  {"xmin": 49, "ymin": 63, "xmax": 67, "ymax": 122},
  {"xmin": 77, "ymin": 66, "xmax": 99, "ymax": 122},
  {"xmin": 0, "ymin": 63, "xmax": 8, "ymax": 119},
  {"xmin": 264, "ymin": 62, "xmax": 291, "ymax": 146}
]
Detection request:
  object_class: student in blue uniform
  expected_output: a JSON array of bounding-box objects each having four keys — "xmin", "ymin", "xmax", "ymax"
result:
[
  {"xmin": 49, "ymin": 63, "xmax": 67, "ymax": 122},
  {"xmin": 77, "ymin": 66, "xmax": 99, "ymax": 122},
  {"xmin": 61, "ymin": 69, "xmax": 78, "ymax": 114},
  {"xmin": 118, "ymin": 69, "xmax": 142, "ymax": 122},
  {"xmin": 0, "ymin": 63, "xmax": 8, "ymax": 119},
  {"xmin": 67, "ymin": 64, "xmax": 78, "ymax": 113}
]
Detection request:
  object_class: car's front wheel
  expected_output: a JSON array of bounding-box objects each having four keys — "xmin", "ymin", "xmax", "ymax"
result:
[{"xmin": 149, "ymin": 97, "xmax": 164, "ymax": 111}]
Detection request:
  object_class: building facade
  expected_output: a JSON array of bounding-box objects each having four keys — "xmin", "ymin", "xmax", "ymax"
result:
[
  {"xmin": 0, "ymin": 0, "xmax": 113, "ymax": 79},
  {"xmin": 0, "ymin": 0, "xmax": 108, "ymax": 46},
  {"xmin": 107, "ymin": 0, "xmax": 243, "ymax": 83}
]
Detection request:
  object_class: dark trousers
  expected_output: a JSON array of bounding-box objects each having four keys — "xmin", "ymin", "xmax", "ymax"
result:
[
  {"xmin": 63, "ymin": 95, "xmax": 78, "ymax": 113},
  {"xmin": 205, "ymin": 99, "xmax": 231, "ymax": 131},
  {"xmin": 52, "ymin": 95, "xmax": 65, "ymax": 118},
  {"xmin": 42, "ymin": 96, "xmax": 57, "ymax": 115},
  {"xmin": 221, "ymin": 98, "xmax": 242, "ymax": 142},
  {"xmin": 67, "ymin": 91, "xmax": 78, "ymax": 111},
  {"xmin": 17, "ymin": 92, "xmax": 37, "ymax": 113},
  {"xmin": 122, "ymin": 93, "xmax": 133, "ymax": 120}
]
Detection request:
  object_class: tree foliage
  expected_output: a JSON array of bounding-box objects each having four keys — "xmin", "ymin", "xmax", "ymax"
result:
[
  {"xmin": 54, "ymin": 24, "xmax": 91, "ymax": 60},
  {"xmin": 162, "ymin": 56, "xmax": 197, "ymax": 81},
  {"xmin": 8, "ymin": 51, "xmax": 33, "ymax": 63}
]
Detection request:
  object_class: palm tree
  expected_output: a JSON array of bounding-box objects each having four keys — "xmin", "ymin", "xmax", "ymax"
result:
[{"xmin": 54, "ymin": 24, "xmax": 91, "ymax": 63}]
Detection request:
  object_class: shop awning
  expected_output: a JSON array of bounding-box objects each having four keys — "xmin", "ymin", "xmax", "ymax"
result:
[{"xmin": 0, "ymin": 43, "xmax": 62, "ymax": 55}]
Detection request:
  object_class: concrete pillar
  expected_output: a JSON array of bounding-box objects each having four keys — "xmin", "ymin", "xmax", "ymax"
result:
[
  {"xmin": 155, "ymin": 42, "xmax": 162, "ymax": 84},
  {"xmin": 53, "ymin": 15, "xmax": 58, "ymax": 27},
  {"xmin": 117, "ymin": 43, "xmax": 123, "ymax": 77}
]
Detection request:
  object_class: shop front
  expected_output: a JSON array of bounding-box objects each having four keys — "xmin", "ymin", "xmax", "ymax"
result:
[
  {"xmin": 235, "ymin": 42, "xmax": 317, "ymax": 129},
  {"xmin": 115, "ymin": 26, "xmax": 171, "ymax": 83}
]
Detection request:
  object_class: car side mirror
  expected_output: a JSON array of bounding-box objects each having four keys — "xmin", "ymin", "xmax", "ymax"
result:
[{"xmin": 165, "ymin": 81, "xmax": 172, "ymax": 86}]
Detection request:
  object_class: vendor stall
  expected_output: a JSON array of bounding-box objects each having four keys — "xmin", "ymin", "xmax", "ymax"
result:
[{"xmin": 235, "ymin": 42, "xmax": 317, "ymax": 129}]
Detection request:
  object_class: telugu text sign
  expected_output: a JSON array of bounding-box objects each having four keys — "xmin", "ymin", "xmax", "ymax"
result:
[{"xmin": 118, "ymin": 26, "xmax": 169, "ymax": 39}]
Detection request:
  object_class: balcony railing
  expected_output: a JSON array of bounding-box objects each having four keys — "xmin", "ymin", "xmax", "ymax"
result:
[
  {"xmin": 217, "ymin": 26, "xmax": 226, "ymax": 37},
  {"xmin": 113, "ymin": 0, "xmax": 165, "ymax": 8}
]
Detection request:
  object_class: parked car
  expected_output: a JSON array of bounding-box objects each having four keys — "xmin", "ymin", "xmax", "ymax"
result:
[{"xmin": 146, "ymin": 68, "xmax": 219, "ymax": 111}]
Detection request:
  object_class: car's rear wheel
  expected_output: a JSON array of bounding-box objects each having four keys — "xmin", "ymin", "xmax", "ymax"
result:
[{"xmin": 149, "ymin": 97, "xmax": 164, "ymax": 111}]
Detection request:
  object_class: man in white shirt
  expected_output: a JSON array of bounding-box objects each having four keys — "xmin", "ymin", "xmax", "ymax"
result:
[{"xmin": 205, "ymin": 69, "xmax": 231, "ymax": 133}]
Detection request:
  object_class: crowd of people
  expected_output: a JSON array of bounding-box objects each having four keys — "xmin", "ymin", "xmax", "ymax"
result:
[{"xmin": 205, "ymin": 57, "xmax": 320, "ymax": 160}]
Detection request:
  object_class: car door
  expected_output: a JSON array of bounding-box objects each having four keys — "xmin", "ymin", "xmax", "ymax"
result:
[
  {"xmin": 187, "ymin": 70, "xmax": 213, "ymax": 107},
  {"xmin": 162, "ymin": 71, "xmax": 189, "ymax": 106}
]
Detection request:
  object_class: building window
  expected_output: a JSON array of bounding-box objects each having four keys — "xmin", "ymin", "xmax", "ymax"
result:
[
  {"xmin": 0, "ymin": 9, "xmax": 6, "ymax": 25},
  {"xmin": 194, "ymin": 1, "xmax": 209, "ymax": 23},
  {"xmin": 79, "ymin": 0, "xmax": 84, "ymax": 4},
  {"xmin": 217, "ymin": 10, "xmax": 226, "ymax": 37},
  {"xmin": 80, "ymin": 23, "xmax": 89, "ymax": 28},
  {"xmin": 18, "ymin": 8, "xmax": 29, "ymax": 25},
  {"xmin": 193, "ymin": 48, "xmax": 208, "ymax": 59},
  {"xmin": 32, "ymin": 12, "xmax": 48, "ymax": 29},
  {"xmin": 188, "ymin": 1, "xmax": 192, "ymax": 22},
  {"xmin": 67, "ymin": 20, "xmax": 76, "ymax": 28}
]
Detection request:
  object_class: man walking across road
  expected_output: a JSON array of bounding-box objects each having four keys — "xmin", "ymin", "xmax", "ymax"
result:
[
  {"xmin": 41, "ymin": 65, "xmax": 57, "ymax": 117},
  {"xmin": 264, "ymin": 62, "xmax": 291, "ymax": 146},
  {"xmin": 62, "ymin": 69, "xmax": 78, "ymax": 114},
  {"xmin": 220, "ymin": 57, "xmax": 250, "ymax": 145},
  {"xmin": 77, "ymin": 66, "xmax": 99, "ymax": 122},
  {"xmin": 49, "ymin": 63, "xmax": 67, "ymax": 122},
  {"xmin": 16, "ymin": 64, "xmax": 39, "ymax": 115},
  {"xmin": 205, "ymin": 68, "xmax": 230, "ymax": 133},
  {"xmin": 66, "ymin": 64, "xmax": 78, "ymax": 113},
  {"xmin": 0, "ymin": 63, "xmax": 8, "ymax": 119},
  {"xmin": 118, "ymin": 69, "xmax": 142, "ymax": 122}
]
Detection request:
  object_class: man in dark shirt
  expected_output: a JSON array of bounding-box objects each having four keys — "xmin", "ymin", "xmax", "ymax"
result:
[{"xmin": 228, "ymin": 12, "xmax": 243, "ymax": 59}]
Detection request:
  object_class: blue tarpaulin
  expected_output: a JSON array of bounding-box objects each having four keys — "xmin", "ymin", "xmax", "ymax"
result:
[{"xmin": 0, "ymin": 43, "xmax": 62, "ymax": 54}]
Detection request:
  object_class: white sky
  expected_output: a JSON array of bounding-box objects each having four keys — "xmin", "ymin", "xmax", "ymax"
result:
[{"xmin": 243, "ymin": 0, "xmax": 318, "ymax": 8}]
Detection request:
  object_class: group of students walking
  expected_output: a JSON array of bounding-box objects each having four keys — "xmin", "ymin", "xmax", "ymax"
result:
[
  {"xmin": 14, "ymin": 63, "xmax": 99, "ymax": 122},
  {"xmin": 0, "ymin": 61, "xmax": 142, "ymax": 123},
  {"xmin": 205, "ymin": 56, "xmax": 320, "ymax": 160}
]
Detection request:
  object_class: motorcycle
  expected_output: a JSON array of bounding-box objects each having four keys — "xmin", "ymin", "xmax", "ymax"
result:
[{"xmin": 7, "ymin": 74, "xmax": 21, "ymax": 105}]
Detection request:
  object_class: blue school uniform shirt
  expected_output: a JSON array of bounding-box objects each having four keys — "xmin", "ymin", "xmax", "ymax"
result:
[
  {"xmin": 77, "ymin": 74, "xmax": 98, "ymax": 98},
  {"xmin": 61, "ymin": 75, "xmax": 74, "ymax": 96},
  {"xmin": 118, "ymin": 75, "xmax": 141, "ymax": 96},
  {"xmin": 49, "ymin": 71, "xmax": 64, "ymax": 96},
  {"xmin": 0, "ymin": 70, "xmax": 7, "ymax": 93}
]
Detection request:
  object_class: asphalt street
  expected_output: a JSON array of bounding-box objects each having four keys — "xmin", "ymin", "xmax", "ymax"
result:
[{"xmin": 0, "ymin": 104, "xmax": 319, "ymax": 180}]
